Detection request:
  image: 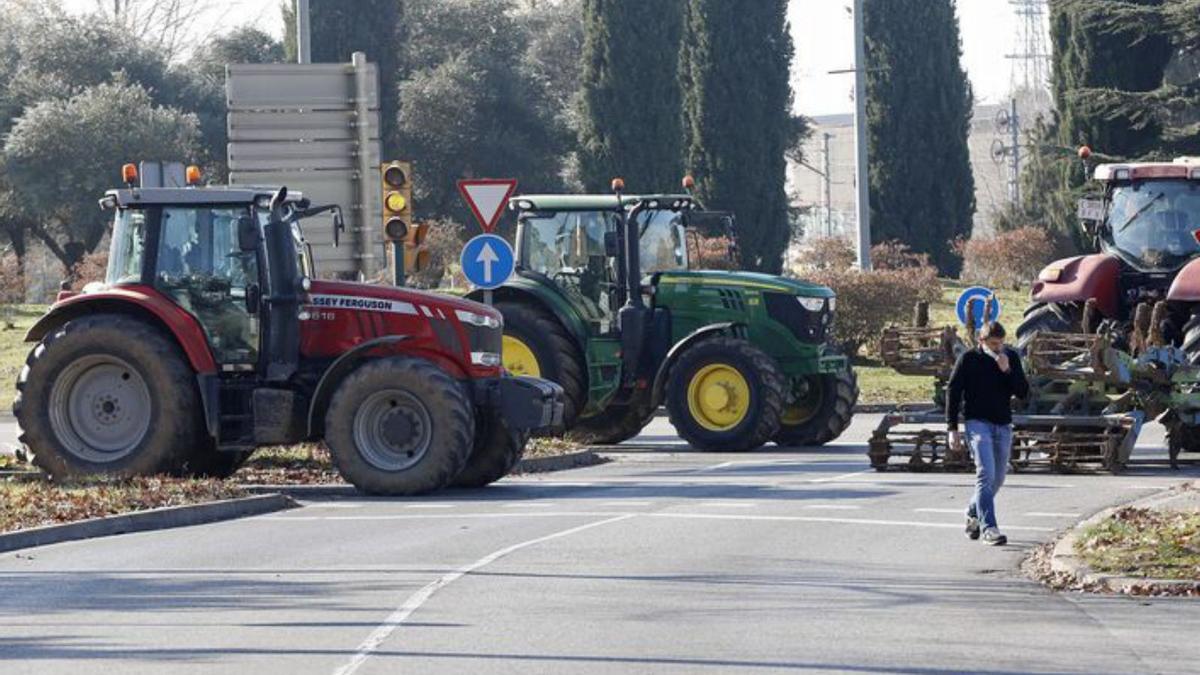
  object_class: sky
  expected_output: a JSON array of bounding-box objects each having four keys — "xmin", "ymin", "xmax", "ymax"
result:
[{"xmin": 58, "ymin": 0, "xmax": 1033, "ymax": 117}]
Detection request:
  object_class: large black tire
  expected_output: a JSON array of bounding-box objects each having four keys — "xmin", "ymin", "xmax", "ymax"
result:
[
  {"xmin": 772, "ymin": 364, "xmax": 858, "ymax": 448},
  {"xmin": 567, "ymin": 402, "xmax": 656, "ymax": 445},
  {"xmin": 1016, "ymin": 302, "xmax": 1078, "ymax": 352},
  {"xmin": 15, "ymin": 314, "xmax": 200, "ymax": 479},
  {"xmin": 1180, "ymin": 313, "xmax": 1200, "ymax": 365},
  {"xmin": 665, "ymin": 337, "xmax": 786, "ymax": 452},
  {"xmin": 453, "ymin": 408, "xmax": 527, "ymax": 488},
  {"xmin": 496, "ymin": 300, "xmax": 586, "ymax": 432},
  {"xmin": 324, "ymin": 357, "xmax": 473, "ymax": 495},
  {"xmin": 1167, "ymin": 420, "xmax": 1200, "ymax": 467}
]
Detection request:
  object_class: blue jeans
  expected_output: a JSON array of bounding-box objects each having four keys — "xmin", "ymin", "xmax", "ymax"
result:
[{"xmin": 965, "ymin": 420, "xmax": 1012, "ymax": 530}]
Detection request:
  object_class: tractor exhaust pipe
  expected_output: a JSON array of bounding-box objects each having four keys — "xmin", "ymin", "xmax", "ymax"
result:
[{"xmin": 613, "ymin": 178, "xmax": 649, "ymax": 383}]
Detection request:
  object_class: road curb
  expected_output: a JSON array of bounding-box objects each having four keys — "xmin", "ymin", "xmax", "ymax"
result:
[
  {"xmin": 513, "ymin": 449, "xmax": 607, "ymax": 474},
  {"xmin": 1048, "ymin": 486, "xmax": 1200, "ymax": 594},
  {"xmin": 0, "ymin": 493, "xmax": 295, "ymax": 554}
]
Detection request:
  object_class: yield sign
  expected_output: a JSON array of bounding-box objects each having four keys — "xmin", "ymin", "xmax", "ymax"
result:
[{"xmin": 457, "ymin": 179, "xmax": 518, "ymax": 233}]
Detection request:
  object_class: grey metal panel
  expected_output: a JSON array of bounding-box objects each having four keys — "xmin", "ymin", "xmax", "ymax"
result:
[
  {"xmin": 226, "ymin": 63, "xmax": 378, "ymax": 110},
  {"xmin": 228, "ymin": 110, "xmax": 379, "ymax": 142},
  {"xmin": 227, "ymin": 141, "xmax": 381, "ymax": 171}
]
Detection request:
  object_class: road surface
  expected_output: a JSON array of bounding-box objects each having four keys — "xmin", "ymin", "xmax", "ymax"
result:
[{"xmin": 3, "ymin": 414, "xmax": 1200, "ymax": 674}]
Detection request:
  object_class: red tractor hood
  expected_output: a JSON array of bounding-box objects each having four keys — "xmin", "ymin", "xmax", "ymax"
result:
[
  {"xmin": 1030, "ymin": 253, "xmax": 1121, "ymax": 318},
  {"xmin": 307, "ymin": 280, "xmax": 501, "ymax": 322}
]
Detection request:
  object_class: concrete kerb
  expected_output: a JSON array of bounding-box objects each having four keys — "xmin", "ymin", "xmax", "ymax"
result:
[
  {"xmin": 0, "ymin": 493, "xmax": 295, "ymax": 554},
  {"xmin": 1048, "ymin": 485, "xmax": 1200, "ymax": 594}
]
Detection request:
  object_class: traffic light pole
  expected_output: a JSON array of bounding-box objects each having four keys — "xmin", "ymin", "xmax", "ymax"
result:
[
  {"xmin": 296, "ymin": 0, "xmax": 311, "ymax": 64},
  {"xmin": 392, "ymin": 242, "xmax": 405, "ymax": 286}
]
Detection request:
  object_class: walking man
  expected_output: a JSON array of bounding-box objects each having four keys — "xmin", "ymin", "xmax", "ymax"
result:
[{"xmin": 947, "ymin": 321, "xmax": 1029, "ymax": 545}]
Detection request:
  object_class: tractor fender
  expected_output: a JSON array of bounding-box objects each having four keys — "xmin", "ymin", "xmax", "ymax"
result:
[
  {"xmin": 26, "ymin": 287, "xmax": 218, "ymax": 374},
  {"xmin": 1030, "ymin": 254, "xmax": 1120, "ymax": 318},
  {"xmin": 650, "ymin": 322, "xmax": 741, "ymax": 408},
  {"xmin": 1167, "ymin": 258, "xmax": 1200, "ymax": 302},
  {"xmin": 306, "ymin": 335, "xmax": 413, "ymax": 437}
]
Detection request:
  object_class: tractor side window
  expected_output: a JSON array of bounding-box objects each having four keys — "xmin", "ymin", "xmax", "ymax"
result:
[
  {"xmin": 106, "ymin": 209, "xmax": 147, "ymax": 286},
  {"xmin": 156, "ymin": 206, "xmax": 259, "ymax": 364},
  {"xmin": 636, "ymin": 210, "xmax": 687, "ymax": 274}
]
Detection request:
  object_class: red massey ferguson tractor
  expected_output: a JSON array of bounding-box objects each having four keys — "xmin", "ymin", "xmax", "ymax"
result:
[
  {"xmin": 1019, "ymin": 154, "xmax": 1200, "ymax": 453},
  {"xmin": 13, "ymin": 168, "xmax": 562, "ymax": 495}
]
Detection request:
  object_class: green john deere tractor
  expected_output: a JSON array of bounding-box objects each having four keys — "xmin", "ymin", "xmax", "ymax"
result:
[{"xmin": 468, "ymin": 180, "xmax": 857, "ymax": 451}]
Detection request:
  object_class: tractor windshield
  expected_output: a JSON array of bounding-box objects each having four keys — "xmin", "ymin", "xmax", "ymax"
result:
[
  {"xmin": 633, "ymin": 209, "xmax": 688, "ymax": 273},
  {"xmin": 519, "ymin": 208, "xmax": 687, "ymax": 277},
  {"xmin": 1105, "ymin": 179, "xmax": 1200, "ymax": 271}
]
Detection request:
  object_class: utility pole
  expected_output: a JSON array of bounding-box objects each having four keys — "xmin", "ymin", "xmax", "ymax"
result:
[
  {"xmin": 852, "ymin": 0, "xmax": 872, "ymax": 269},
  {"xmin": 822, "ymin": 133, "xmax": 833, "ymax": 237},
  {"xmin": 296, "ymin": 0, "xmax": 312, "ymax": 64}
]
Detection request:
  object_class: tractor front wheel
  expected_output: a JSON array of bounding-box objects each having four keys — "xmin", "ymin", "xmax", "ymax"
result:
[
  {"xmin": 665, "ymin": 338, "xmax": 785, "ymax": 452},
  {"xmin": 496, "ymin": 300, "xmax": 586, "ymax": 432},
  {"xmin": 324, "ymin": 357, "xmax": 473, "ymax": 495},
  {"xmin": 453, "ymin": 408, "xmax": 527, "ymax": 488},
  {"xmin": 15, "ymin": 314, "xmax": 199, "ymax": 479},
  {"xmin": 772, "ymin": 365, "xmax": 858, "ymax": 448},
  {"xmin": 1016, "ymin": 302, "xmax": 1079, "ymax": 352}
]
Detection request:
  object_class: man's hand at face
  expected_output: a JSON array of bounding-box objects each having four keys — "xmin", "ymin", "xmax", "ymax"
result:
[{"xmin": 996, "ymin": 351, "xmax": 1010, "ymax": 373}]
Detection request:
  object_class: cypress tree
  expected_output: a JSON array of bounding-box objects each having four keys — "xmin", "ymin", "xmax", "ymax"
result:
[
  {"xmin": 863, "ymin": 0, "xmax": 975, "ymax": 275},
  {"xmin": 577, "ymin": 0, "xmax": 684, "ymax": 193},
  {"xmin": 309, "ymin": 0, "xmax": 404, "ymax": 156},
  {"xmin": 681, "ymin": 0, "xmax": 793, "ymax": 274}
]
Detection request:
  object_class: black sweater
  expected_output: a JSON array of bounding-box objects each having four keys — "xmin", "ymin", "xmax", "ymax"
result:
[{"xmin": 946, "ymin": 346, "xmax": 1029, "ymax": 431}]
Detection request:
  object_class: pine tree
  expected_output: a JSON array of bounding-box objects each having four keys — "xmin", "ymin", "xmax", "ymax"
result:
[
  {"xmin": 863, "ymin": 0, "xmax": 975, "ymax": 275},
  {"xmin": 308, "ymin": 0, "xmax": 404, "ymax": 156},
  {"xmin": 681, "ymin": 0, "xmax": 793, "ymax": 274},
  {"xmin": 577, "ymin": 0, "xmax": 685, "ymax": 194}
]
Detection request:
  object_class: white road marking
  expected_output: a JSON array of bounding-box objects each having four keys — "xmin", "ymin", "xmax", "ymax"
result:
[
  {"xmin": 803, "ymin": 504, "xmax": 862, "ymax": 511},
  {"xmin": 644, "ymin": 512, "xmax": 1056, "ymax": 532},
  {"xmin": 601, "ymin": 501, "xmax": 653, "ymax": 507},
  {"xmin": 502, "ymin": 502, "xmax": 557, "ymax": 508},
  {"xmin": 1024, "ymin": 511, "xmax": 1082, "ymax": 518},
  {"xmin": 404, "ymin": 504, "xmax": 455, "ymax": 509},
  {"xmin": 699, "ymin": 502, "xmax": 756, "ymax": 508},
  {"xmin": 262, "ymin": 512, "xmax": 627, "ymax": 521},
  {"xmin": 696, "ymin": 461, "xmax": 735, "ymax": 472},
  {"xmin": 914, "ymin": 508, "xmax": 967, "ymax": 514},
  {"xmin": 332, "ymin": 514, "xmax": 634, "ymax": 675},
  {"xmin": 807, "ymin": 469, "xmax": 873, "ymax": 484}
]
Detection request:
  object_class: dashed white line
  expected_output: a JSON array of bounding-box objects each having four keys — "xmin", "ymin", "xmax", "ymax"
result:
[
  {"xmin": 807, "ymin": 469, "xmax": 873, "ymax": 484},
  {"xmin": 914, "ymin": 508, "xmax": 967, "ymax": 514},
  {"xmin": 332, "ymin": 514, "xmax": 635, "ymax": 675},
  {"xmin": 644, "ymin": 512, "xmax": 1056, "ymax": 532}
]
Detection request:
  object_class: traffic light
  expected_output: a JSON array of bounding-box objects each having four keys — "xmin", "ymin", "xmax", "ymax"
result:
[{"xmin": 381, "ymin": 160, "xmax": 413, "ymax": 242}]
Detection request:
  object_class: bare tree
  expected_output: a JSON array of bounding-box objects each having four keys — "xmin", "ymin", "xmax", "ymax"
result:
[{"xmin": 91, "ymin": 0, "xmax": 230, "ymax": 60}]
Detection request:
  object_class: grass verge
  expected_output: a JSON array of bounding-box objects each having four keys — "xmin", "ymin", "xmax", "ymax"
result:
[
  {"xmin": 1, "ymin": 473, "xmax": 246, "ymax": 534},
  {"xmin": 0, "ymin": 305, "xmax": 48, "ymax": 412},
  {"xmin": 1076, "ymin": 506, "xmax": 1200, "ymax": 581}
]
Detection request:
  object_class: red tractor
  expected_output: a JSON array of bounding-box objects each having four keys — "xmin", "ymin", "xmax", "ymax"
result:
[
  {"xmin": 14, "ymin": 166, "xmax": 562, "ymax": 495},
  {"xmin": 1020, "ymin": 155, "xmax": 1200, "ymax": 352}
]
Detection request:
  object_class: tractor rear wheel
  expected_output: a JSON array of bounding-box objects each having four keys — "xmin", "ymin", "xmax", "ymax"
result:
[
  {"xmin": 324, "ymin": 357, "xmax": 473, "ymax": 495},
  {"xmin": 453, "ymin": 408, "xmax": 527, "ymax": 488},
  {"xmin": 772, "ymin": 364, "xmax": 858, "ymax": 448},
  {"xmin": 1016, "ymin": 302, "xmax": 1079, "ymax": 351},
  {"xmin": 15, "ymin": 314, "xmax": 199, "ymax": 479},
  {"xmin": 496, "ymin": 300, "xmax": 586, "ymax": 431},
  {"xmin": 567, "ymin": 402, "xmax": 656, "ymax": 445},
  {"xmin": 665, "ymin": 337, "xmax": 785, "ymax": 452}
]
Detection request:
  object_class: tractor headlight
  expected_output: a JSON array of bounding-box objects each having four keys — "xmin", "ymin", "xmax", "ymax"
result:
[
  {"xmin": 1039, "ymin": 266, "xmax": 1063, "ymax": 282},
  {"xmin": 797, "ymin": 297, "xmax": 826, "ymax": 312},
  {"xmin": 456, "ymin": 309, "xmax": 502, "ymax": 329},
  {"xmin": 471, "ymin": 351, "xmax": 502, "ymax": 367},
  {"xmin": 828, "ymin": 297, "xmax": 836, "ymax": 312}
]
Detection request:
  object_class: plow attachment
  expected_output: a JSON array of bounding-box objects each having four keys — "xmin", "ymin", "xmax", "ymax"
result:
[{"xmin": 868, "ymin": 407, "xmax": 1140, "ymax": 473}]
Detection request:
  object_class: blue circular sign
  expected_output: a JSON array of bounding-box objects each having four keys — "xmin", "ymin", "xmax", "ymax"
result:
[
  {"xmin": 460, "ymin": 234, "xmax": 515, "ymax": 290},
  {"xmin": 956, "ymin": 286, "xmax": 1002, "ymax": 329}
]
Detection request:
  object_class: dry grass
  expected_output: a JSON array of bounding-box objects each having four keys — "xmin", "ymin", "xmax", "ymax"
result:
[{"xmin": 1076, "ymin": 506, "xmax": 1200, "ymax": 580}]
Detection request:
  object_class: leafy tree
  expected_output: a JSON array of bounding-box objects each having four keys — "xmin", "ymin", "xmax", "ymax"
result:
[
  {"xmin": 681, "ymin": 0, "xmax": 795, "ymax": 273},
  {"xmin": 395, "ymin": 0, "xmax": 567, "ymax": 226},
  {"xmin": 309, "ymin": 0, "xmax": 404, "ymax": 156},
  {"xmin": 3, "ymin": 80, "xmax": 200, "ymax": 269},
  {"xmin": 577, "ymin": 0, "xmax": 684, "ymax": 193},
  {"xmin": 863, "ymin": 0, "xmax": 975, "ymax": 275},
  {"xmin": 195, "ymin": 26, "xmax": 285, "ymax": 81}
]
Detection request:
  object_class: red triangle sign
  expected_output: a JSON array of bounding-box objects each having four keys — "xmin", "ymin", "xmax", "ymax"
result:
[{"xmin": 457, "ymin": 179, "xmax": 518, "ymax": 233}]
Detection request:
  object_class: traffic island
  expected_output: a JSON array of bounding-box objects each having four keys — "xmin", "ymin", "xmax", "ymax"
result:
[
  {"xmin": 1027, "ymin": 482, "xmax": 1200, "ymax": 596},
  {"xmin": 0, "ymin": 473, "xmax": 294, "ymax": 553}
]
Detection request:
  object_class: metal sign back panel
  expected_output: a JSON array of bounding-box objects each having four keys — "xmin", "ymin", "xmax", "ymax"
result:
[
  {"xmin": 225, "ymin": 63, "xmax": 378, "ymax": 110},
  {"xmin": 228, "ymin": 110, "xmax": 380, "ymax": 143}
]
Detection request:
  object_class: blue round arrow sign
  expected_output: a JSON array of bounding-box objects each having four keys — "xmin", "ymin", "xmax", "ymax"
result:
[
  {"xmin": 955, "ymin": 285, "xmax": 1002, "ymax": 329},
  {"xmin": 460, "ymin": 234, "xmax": 515, "ymax": 290}
]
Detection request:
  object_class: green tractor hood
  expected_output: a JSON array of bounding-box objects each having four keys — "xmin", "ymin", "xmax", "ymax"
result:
[{"xmin": 656, "ymin": 270, "xmax": 835, "ymax": 298}]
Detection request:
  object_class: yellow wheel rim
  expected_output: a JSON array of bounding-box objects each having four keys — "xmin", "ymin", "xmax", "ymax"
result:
[
  {"xmin": 686, "ymin": 363, "xmax": 751, "ymax": 431},
  {"xmin": 502, "ymin": 335, "xmax": 541, "ymax": 377}
]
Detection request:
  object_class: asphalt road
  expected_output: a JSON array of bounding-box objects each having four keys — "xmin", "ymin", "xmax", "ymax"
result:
[{"xmin": 4, "ymin": 414, "xmax": 1200, "ymax": 674}]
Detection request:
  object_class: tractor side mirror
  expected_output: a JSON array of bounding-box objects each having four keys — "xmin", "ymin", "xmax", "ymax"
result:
[
  {"xmin": 332, "ymin": 206, "xmax": 346, "ymax": 248},
  {"xmin": 237, "ymin": 216, "xmax": 260, "ymax": 251},
  {"xmin": 1077, "ymin": 197, "xmax": 1106, "ymax": 241},
  {"xmin": 604, "ymin": 230, "xmax": 620, "ymax": 258}
]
